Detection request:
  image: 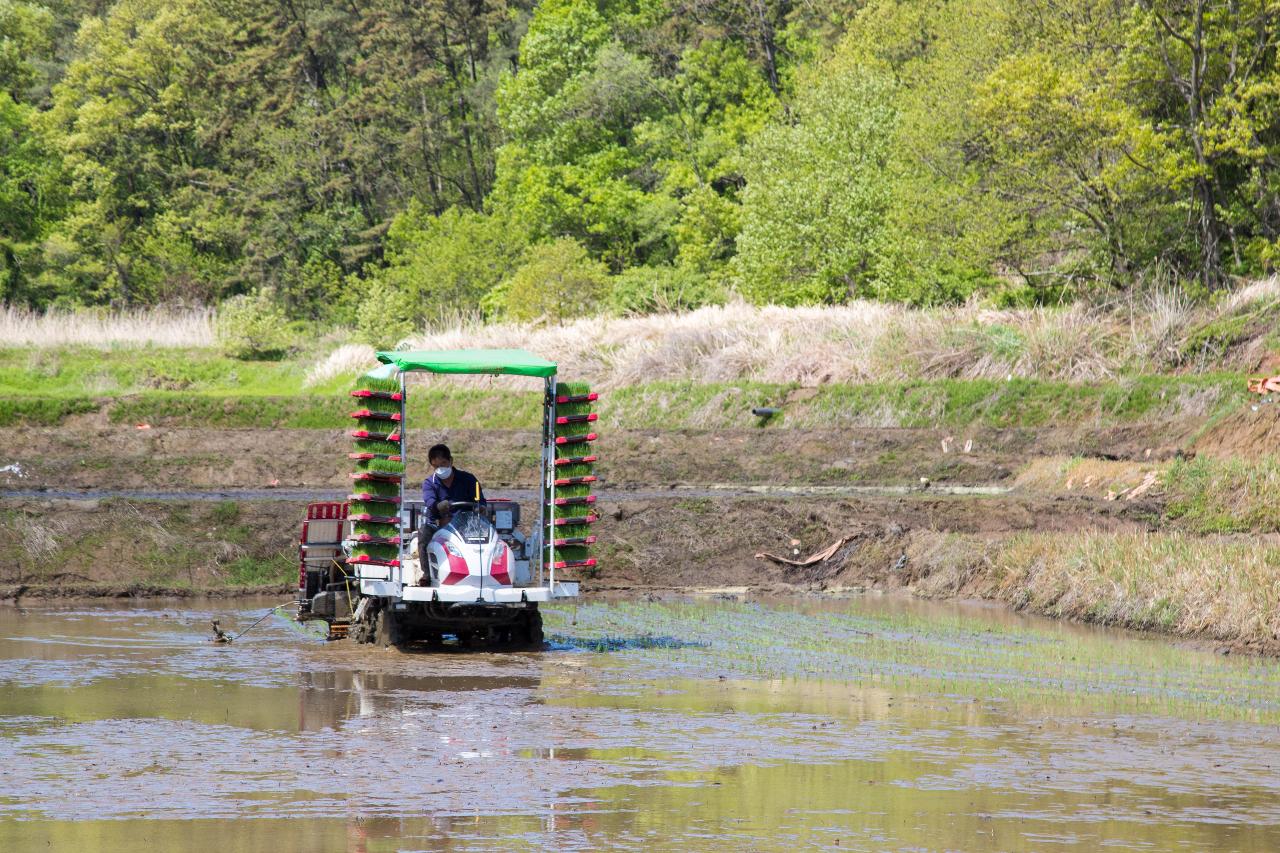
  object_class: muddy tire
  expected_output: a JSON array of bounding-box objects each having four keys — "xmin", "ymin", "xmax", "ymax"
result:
[
  {"xmin": 373, "ymin": 609, "xmax": 402, "ymax": 647},
  {"xmin": 521, "ymin": 608, "xmax": 544, "ymax": 648}
]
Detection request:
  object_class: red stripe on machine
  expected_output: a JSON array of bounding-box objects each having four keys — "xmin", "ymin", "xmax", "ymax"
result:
[{"xmin": 442, "ymin": 551, "xmax": 470, "ymax": 585}]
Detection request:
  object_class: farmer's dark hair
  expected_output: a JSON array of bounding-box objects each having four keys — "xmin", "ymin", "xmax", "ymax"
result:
[{"xmin": 428, "ymin": 444, "xmax": 452, "ymax": 463}]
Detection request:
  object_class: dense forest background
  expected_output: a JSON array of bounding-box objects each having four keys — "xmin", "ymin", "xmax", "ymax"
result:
[{"xmin": 2, "ymin": 0, "xmax": 1278, "ymax": 341}]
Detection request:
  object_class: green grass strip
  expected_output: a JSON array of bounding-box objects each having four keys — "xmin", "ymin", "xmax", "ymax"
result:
[{"xmin": 0, "ymin": 397, "xmax": 99, "ymax": 426}]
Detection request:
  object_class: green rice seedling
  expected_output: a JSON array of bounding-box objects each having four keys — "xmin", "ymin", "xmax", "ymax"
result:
[
  {"xmin": 555, "ymin": 502, "xmax": 592, "ymax": 519},
  {"xmin": 553, "ymin": 545, "xmax": 589, "ymax": 563},
  {"xmin": 555, "ymin": 419, "xmax": 593, "ymax": 438},
  {"xmin": 555, "ymin": 462, "xmax": 593, "ymax": 479},
  {"xmin": 353, "ymin": 438, "xmax": 400, "ymax": 455},
  {"xmin": 356, "ymin": 457, "xmax": 405, "ymax": 475},
  {"xmin": 353, "ymin": 520, "xmax": 398, "ymax": 538},
  {"xmin": 555, "ymin": 524, "xmax": 591, "ymax": 540},
  {"xmin": 356, "ymin": 375, "xmax": 400, "ymax": 394},
  {"xmin": 355, "ymin": 394, "xmax": 399, "ymax": 414},
  {"xmin": 356, "ymin": 416, "xmax": 397, "ymax": 434},
  {"xmin": 555, "ymin": 483, "xmax": 591, "ymax": 499},
  {"xmin": 353, "ymin": 479, "xmax": 400, "ymax": 498},
  {"xmin": 351, "ymin": 542, "xmax": 399, "ymax": 562},
  {"xmin": 349, "ymin": 499, "xmax": 397, "ymax": 518}
]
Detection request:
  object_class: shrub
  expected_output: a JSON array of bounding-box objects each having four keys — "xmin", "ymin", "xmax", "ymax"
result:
[
  {"xmin": 609, "ymin": 265, "xmax": 724, "ymax": 315},
  {"xmin": 216, "ymin": 291, "xmax": 292, "ymax": 360},
  {"xmin": 354, "ymin": 280, "xmax": 417, "ymax": 349},
  {"xmin": 498, "ymin": 238, "xmax": 609, "ymax": 321}
]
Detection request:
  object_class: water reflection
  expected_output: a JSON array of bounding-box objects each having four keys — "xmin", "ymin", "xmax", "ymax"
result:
[{"xmin": 297, "ymin": 669, "xmax": 542, "ymax": 732}]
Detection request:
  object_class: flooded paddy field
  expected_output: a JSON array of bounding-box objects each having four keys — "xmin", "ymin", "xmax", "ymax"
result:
[{"xmin": 2, "ymin": 595, "xmax": 1279, "ymax": 852}]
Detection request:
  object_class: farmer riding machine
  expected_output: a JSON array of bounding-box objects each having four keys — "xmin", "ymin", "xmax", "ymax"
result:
[{"xmin": 295, "ymin": 349, "xmax": 597, "ymax": 646}]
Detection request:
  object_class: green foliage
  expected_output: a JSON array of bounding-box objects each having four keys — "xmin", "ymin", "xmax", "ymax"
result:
[
  {"xmin": 608, "ymin": 265, "xmax": 723, "ymax": 315},
  {"xmin": 224, "ymin": 552, "xmax": 295, "ymax": 586},
  {"xmin": 734, "ymin": 61, "xmax": 898, "ymax": 304},
  {"xmin": 354, "ymin": 280, "xmax": 416, "ymax": 350},
  {"xmin": 0, "ymin": 395, "xmax": 98, "ymax": 426},
  {"xmin": 1164, "ymin": 455, "xmax": 1280, "ymax": 534},
  {"xmin": 11, "ymin": 0, "xmax": 1280, "ymax": 314},
  {"xmin": 497, "ymin": 238, "xmax": 610, "ymax": 321},
  {"xmin": 0, "ymin": 0, "xmax": 55, "ymax": 99},
  {"xmin": 216, "ymin": 291, "xmax": 292, "ymax": 360},
  {"xmin": 375, "ymin": 202, "xmax": 524, "ymax": 324},
  {"xmin": 0, "ymin": 93, "xmax": 66, "ymax": 302}
]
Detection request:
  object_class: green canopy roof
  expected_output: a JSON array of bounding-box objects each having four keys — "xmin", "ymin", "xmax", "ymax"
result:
[{"xmin": 375, "ymin": 348, "xmax": 557, "ymax": 378}]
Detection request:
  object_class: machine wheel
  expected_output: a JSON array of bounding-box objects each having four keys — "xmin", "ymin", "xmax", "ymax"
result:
[
  {"xmin": 373, "ymin": 609, "xmax": 402, "ymax": 646},
  {"xmin": 521, "ymin": 608, "xmax": 544, "ymax": 648}
]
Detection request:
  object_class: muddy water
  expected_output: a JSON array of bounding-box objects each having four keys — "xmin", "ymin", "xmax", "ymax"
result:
[{"xmin": 1, "ymin": 596, "xmax": 1279, "ymax": 852}]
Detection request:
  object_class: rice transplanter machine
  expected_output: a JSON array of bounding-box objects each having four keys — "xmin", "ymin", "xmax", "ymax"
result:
[{"xmin": 296, "ymin": 349, "xmax": 597, "ymax": 645}]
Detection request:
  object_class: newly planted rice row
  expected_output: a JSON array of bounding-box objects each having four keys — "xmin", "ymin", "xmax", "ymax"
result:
[{"xmin": 544, "ymin": 598, "xmax": 1280, "ymax": 723}]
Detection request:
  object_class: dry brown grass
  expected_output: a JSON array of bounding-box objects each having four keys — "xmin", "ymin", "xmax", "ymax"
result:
[
  {"xmin": 308, "ymin": 279, "xmax": 1280, "ymax": 387},
  {"xmin": 0, "ymin": 306, "xmax": 217, "ymax": 349},
  {"xmin": 992, "ymin": 531, "xmax": 1280, "ymax": 647},
  {"xmin": 870, "ymin": 527, "xmax": 1280, "ymax": 649},
  {"xmin": 1013, "ymin": 457, "xmax": 1166, "ymax": 499}
]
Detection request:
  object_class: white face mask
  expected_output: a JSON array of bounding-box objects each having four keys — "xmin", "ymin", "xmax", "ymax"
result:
[{"xmin": 435, "ymin": 466, "xmax": 453, "ymax": 480}]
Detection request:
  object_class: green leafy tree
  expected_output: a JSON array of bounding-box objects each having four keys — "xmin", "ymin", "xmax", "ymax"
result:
[
  {"xmin": 0, "ymin": 93, "xmax": 65, "ymax": 302},
  {"xmin": 41, "ymin": 0, "xmax": 226, "ymax": 305},
  {"xmin": 373, "ymin": 201, "xmax": 525, "ymax": 324},
  {"xmin": 609, "ymin": 263, "xmax": 722, "ymax": 314},
  {"xmin": 498, "ymin": 238, "xmax": 609, "ymax": 321},
  {"xmin": 354, "ymin": 280, "xmax": 417, "ymax": 349},
  {"xmin": 734, "ymin": 59, "xmax": 897, "ymax": 304},
  {"xmin": 1122, "ymin": 0, "xmax": 1280, "ymax": 286},
  {"xmin": 492, "ymin": 0, "xmax": 673, "ymax": 269},
  {"xmin": 216, "ymin": 288, "xmax": 291, "ymax": 359},
  {"xmin": 0, "ymin": 0, "xmax": 54, "ymax": 99}
]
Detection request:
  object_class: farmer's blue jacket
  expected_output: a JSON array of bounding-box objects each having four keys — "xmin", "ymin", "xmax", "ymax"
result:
[{"xmin": 422, "ymin": 469, "xmax": 486, "ymax": 522}]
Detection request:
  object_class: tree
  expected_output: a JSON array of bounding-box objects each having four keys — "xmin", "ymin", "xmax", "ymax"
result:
[
  {"xmin": 1123, "ymin": 0, "xmax": 1280, "ymax": 287},
  {"xmin": 492, "ymin": 0, "xmax": 674, "ymax": 269},
  {"xmin": 0, "ymin": 0, "xmax": 54, "ymax": 100},
  {"xmin": 497, "ymin": 238, "xmax": 609, "ymax": 321},
  {"xmin": 41, "ymin": 0, "xmax": 226, "ymax": 305},
  {"xmin": 0, "ymin": 94, "xmax": 65, "ymax": 302},
  {"xmin": 374, "ymin": 201, "xmax": 525, "ymax": 323},
  {"xmin": 734, "ymin": 60, "xmax": 897, "ymax": 304}
]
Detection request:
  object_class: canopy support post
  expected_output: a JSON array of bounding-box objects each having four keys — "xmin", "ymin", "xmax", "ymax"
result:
[
  {"xmin": 397, "ymin": 369, "xmax": 407, "ymax": 591},
  {"xmin": 547, "ymin": 375, "xmax": 557, "ymax": 593}
]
